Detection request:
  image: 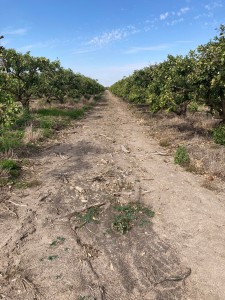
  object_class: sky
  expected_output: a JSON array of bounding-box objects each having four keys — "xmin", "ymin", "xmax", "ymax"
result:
[{"xmin": 1, "ymin": 0, "xmax": 225, "ymax": 86}]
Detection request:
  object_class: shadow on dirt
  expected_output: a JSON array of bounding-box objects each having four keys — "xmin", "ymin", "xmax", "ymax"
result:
[
  {"xmin": 72, "ymin": 205, "xmax": 191, "ymax": 300},
  {"xmin": 46, "ymin": 140, "xmax": 110, "ymax": 176}
]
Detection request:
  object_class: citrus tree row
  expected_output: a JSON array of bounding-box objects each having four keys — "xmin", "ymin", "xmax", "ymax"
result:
[
  {"xmin": 0, "ymin": 36, "xmax": 105, "ymax": 126},
  {"xmin": 110, "ymin": 25, "xmax": 225, "ymax": 121}
]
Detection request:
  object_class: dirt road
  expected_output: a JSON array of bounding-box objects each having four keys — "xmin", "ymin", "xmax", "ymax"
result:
[{"xmin": 1, "ymin": 91, "xmax": 225, "ymax": 300}]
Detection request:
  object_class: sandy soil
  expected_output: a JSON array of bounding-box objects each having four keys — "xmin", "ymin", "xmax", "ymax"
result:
[{"xmin": 1, "ymin": 91, "xmax": 225, "ymax": 300}]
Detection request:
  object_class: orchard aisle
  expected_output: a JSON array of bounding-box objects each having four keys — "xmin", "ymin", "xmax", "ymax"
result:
[{"xmin": 1, "ymin": 91, "xmax": 225, "ymax": 300}]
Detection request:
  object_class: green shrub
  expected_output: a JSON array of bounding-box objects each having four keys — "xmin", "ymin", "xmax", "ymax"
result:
[
  {"xmin": 174, "ymin": 146, "xmax": 190, "ymax": 166},
  {"xmin": 0, "ymin": 159, "xmax": 21, "ymax": 178},
  {"xmin": 188, "ymin": 102, "xmax": 198, "ymax": 112},
  {"xmin": 213, "ymin": 125, "xmax": 225, "ymax": 145}
]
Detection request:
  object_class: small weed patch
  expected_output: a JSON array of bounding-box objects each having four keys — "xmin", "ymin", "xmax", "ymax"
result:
[
  {"xmin": 14, "ymin": 111, "xmax": 32, "ymax": 128},
  {"xmin": 50, "ymin": 236, "xmax": 66, "ymax": 247},
  {"xmin": 48, "ymin": 255, "xmax": 59, "ymax": 261},
  {"xmin": 0, "ymin": 159, "xmax": 21, "ymax": 178},
  {"xmin": 35, "ymin": 107, "xmax": 86, "ymax": 120},
  {"xmin": 0, "ymin": 129, "xmax": 23, "ymax": 152},
  {"xmin": 174, "ymin": 145, "xmax": 190, "ymax": 166},
  {"xmin": 15, "ymin": 180, "xmax": 42, "ymax": 189},
  {"xmin": 112, "ymin": 203, "xmax": 154, "ymax": 234},
  {"xmin": 187, "ymin": 102, "xmax": 198, "ymax": 112},
  {"xmin": 0, "ymin": 159, "xmax": 20, "ymax": 170},
  {"xmin": 213, "ymin": 125, "xmax": 225, "ymax": 146},
  {"xmin": 74, "ymin": 207, "xmax": 101, "ymax": 227}
]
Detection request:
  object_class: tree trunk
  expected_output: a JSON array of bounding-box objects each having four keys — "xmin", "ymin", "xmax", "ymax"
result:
[{"xmin": 20, "ymin": 98, "xmax": 30, "ymax": 111}]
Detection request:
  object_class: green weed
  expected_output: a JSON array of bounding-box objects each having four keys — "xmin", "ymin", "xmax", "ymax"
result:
[
  {"xmin": 35, "ymin": 107, "xmax": 85, "ymax": 120},
  {"xmin": 0, "ymin": 159, "xmax": 21, "ymax": 178},
  {"xmin": 14, "ymin": 111, "xmax": 32, "ymax": 128},
  {"xmin": 187, "ymin": 101, "xmax": 198, "ymax": 112},
  {"xmin": 174, "ymin": 145, "xmax": 190, "ymax": 166},
  {"xmin": 112, "ymin": 203, "xmax": 154, "ymax": 234},
  {"xmin": 74, "ymin": 207, "xmax": 101, "ymax": 227},
  {"xmin": 48, "ymin": 255, "xmax": 59, "ymax": 261},
  {"xmin": 0, "ymin": 129, "xmax": 23, "ymax": 151},
  {"xmin": 213, "ymin": 125, "xmax": 225, "ymax": 146},
  {"xmin": 0, "ymin": 159, "xmax": 20, "ymax": 170},
  {"xmin": 50, "ymin": 236, "xmax": 66, "ymax": 247},
  {"xmin": 39, "ymin": 117, "xmax": 54, "ymax": 129},
  {"xmin": 15, "ymin": 180, "xmax": 42, "ymax": 189}
]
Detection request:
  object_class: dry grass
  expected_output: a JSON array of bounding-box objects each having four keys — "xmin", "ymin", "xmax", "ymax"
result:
[
  {"xmin": 134, "ymin": 108, "xmax": 225, "ymax": 181},
  {"xmin": 0, "ymin": 148, "xmax": 16, "ymax": 160},
  {"xmin": 29, "ymin": 95, "xmax": 95, "ymax": 111},
  {"xmin": 23, "ymin": 125, "xmax": 43, "ymax": 144}
]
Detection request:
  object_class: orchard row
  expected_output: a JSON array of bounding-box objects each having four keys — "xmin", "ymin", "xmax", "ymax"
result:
[
  {"xmin": 0, "ymin": 36, "xmax": 104, "ymax": 126},
  {"xmin": 110, "ymin": 25, "xmax": 225, "ymax": 121}
]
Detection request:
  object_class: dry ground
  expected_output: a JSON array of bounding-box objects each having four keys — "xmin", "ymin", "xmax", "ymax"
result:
[{"xmin": 0, "ymin": 91, "xmax": 225, "ymax": 300}]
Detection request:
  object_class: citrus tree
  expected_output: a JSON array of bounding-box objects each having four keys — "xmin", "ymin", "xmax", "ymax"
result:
[
  {"xmin": 1, "ymin": 48, "xmax": 45, "ymax": 109},
  {"xmin": 147, "ymin": 55, "xmax": 195, "ymax": 115},
  {"xmin": 0, "ymin": 37, "xmax": 20, "ymax": 127},
  {"xmin": 193, "ymin": 25, "xmax": 225, "ymax": 120}
]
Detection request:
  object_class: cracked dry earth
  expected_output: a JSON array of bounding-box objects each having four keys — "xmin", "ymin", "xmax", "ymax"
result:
[{"xmin": 1, "ymin": 91, "xmax": 225, "ymax": 300}]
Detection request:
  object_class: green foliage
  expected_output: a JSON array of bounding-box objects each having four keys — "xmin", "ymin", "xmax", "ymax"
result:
[
  {"xmin": 174, "ymin": 146, "xmax": 190, "ymax": 166},
  {"xmin": 112, "ymin": 203, "xmax": 154, "ymax": 234},
  {"xmin": 0, "ymin": 48, "xmax": 44, "ymax": 108},
  {"xmin": 74, "ymin": 207, "xmax": 101, "ymax": 227},
  {"xmin": 0, "ymin": 159, "xmax": 19, "ymax": 170},
  {"xmin": 0, "ymin": 104, "xmax": 89, "ymax": 154},
  {"xmin": 0, "ymin": 129, "xmax": 23, "ymax": 151},
  {"xmin": 213, "ymin": 125, "xmax": 225, "ymax": 145},
  {"xmin": 15, "ymin": 180, "xmax": 42, "ymax": 189},
  {"xmin": 0, "ymin": 92, "xmax": 20, "ymax": 127},
  {"xmin": 110, "ymin": 25, "xmax": 225, "ymax": 120},
  {"xmin": 35, "ymin": 107, "xmax": 86, "ymax": 119},
  {"xmin": 50, "ymin": 236, "xmax": 66, "ymax": 247},
  {"xmin": 0, "ymin": 159, "xmax": 21, "ymax": 178},
  {"xmin": 14, "ymin": 110, "xmax": 32, "ymax": 128},
  {"xmin": 188, "ymin": 101, "xmax": 199, "ymax": 112},
  {"xmin": 193, "ymin": 25, "xmax": 225, "ymax": 119},
  {"xmin": 0, "ymin": 40, "xmax": 104, "ymax": 112},
  {"xmin": 48, "ymin": 255, "xmax": 59, "ymax": 261}
]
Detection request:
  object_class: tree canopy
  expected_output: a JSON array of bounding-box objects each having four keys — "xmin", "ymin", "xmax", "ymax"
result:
[{"xmin": 110, "ymin": 25, "xmax": 225, "ymax": 120}]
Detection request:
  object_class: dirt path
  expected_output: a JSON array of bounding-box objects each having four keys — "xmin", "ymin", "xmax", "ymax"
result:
[{"xmin": 1, "ymin": 91, "xmax": 225, "ymax": 300}]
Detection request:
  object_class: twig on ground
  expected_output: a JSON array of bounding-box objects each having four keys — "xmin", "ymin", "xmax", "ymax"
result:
[
  {"xmin": 1, "ymin": 204, "xmax": 18, "ymax": 218},
  {"xmin": 39, "ymin": 192, "xmax": 51, "ymax": 202},
  {"xmin": 154, "ymin": 268, "xmax": 192, "ymax": 286},
  {"xmin": 7, "ymin": 200, "xmax": 27, "ymax": 207},
  {"xmin": 21, "ymin": 276, "xmax": 46, "ymax": 300},
  {"xmin": 152, "ymin": 151, "xmax": 170, "ymax": 156}
]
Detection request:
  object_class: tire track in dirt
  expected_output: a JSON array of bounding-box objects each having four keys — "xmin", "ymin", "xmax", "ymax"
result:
[{"xmin": 1, "ymin": 91, "xmax": 224, "ymax": 299}]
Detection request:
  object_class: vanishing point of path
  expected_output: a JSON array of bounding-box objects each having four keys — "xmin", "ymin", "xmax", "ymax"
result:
[{"xmin": 1, "ymin": 91, "xmax": 225, "ymax": 300}]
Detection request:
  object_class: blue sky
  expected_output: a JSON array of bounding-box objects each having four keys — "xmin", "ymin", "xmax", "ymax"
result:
[{"xmin": 1, "ymin": 0, "xmax": 225, "ymax": 86}]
